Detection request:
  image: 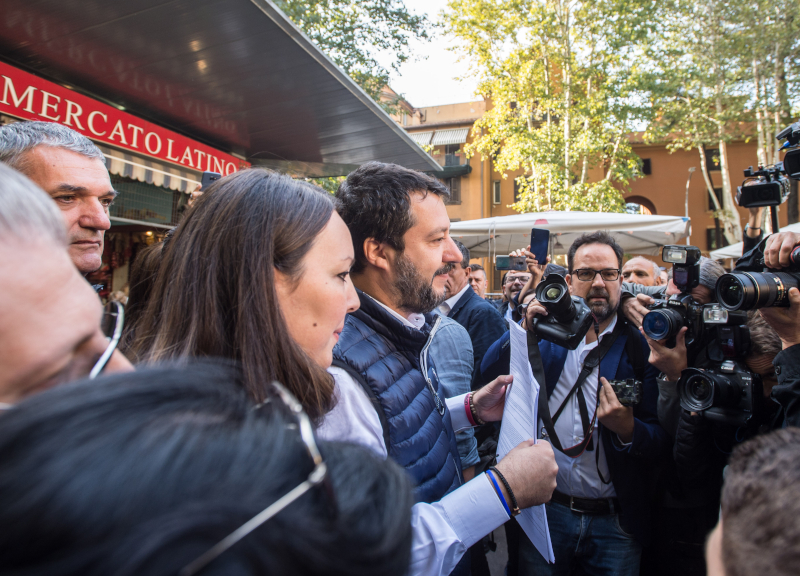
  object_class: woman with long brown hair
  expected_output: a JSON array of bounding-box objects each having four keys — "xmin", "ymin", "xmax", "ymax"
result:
[{"xmin": 126, "ymin": 169, "xmax": 357, "ymax": 421}]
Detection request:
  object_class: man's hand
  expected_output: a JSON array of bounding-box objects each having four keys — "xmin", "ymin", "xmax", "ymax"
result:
[
  {"xmin": 759, "ymin": 287, "xmax": 800, "ymax": 349},
  {"xmin": 494, "ymin": 439, "xmax": 558, "ymax": 508},
  {"xmin": 597, "ymin": 378, "xmax": 635, "ymax": 443},
  {"xmin": 641, "ymin": 326, "xmax": 688, "ymax": 381},
  {"xmin": 764, "ymin": 231, "xmax": 800, "ymax": 269},
  {"xmin": 472, "ymin": 375, "xmax": 513, "ymax": 422},
  {"xmin": 522, "ymin": 297, "xmax": 548, "ymax": 331},
  {"xmin": 510, "ymin": 245, "xmax": 549, "ymax": 298},
  {"xmin": 621, "ymin": 293, "xmax": 654, "ymax": 328}
]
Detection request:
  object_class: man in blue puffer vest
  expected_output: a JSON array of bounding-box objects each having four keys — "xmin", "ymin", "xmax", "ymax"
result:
[
  {"xmin": 329, "ymin": 162, "xmax": 558, "ymax": 576},
  {"xmin": 481, "ymin": 231, "xmax": 669, "ymax": 576}
]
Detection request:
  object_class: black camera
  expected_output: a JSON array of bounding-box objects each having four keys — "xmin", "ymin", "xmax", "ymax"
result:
[
  {"xmin": 642, "ymin": 246, "xmax": 703, "ymax": 348},
  {"xmin": 532, "ymin": 274, "xmax": 594, "ymax": 350},
  {"xmin": 677, "ymin": 304, "xmax": 762, "ymax": 426},
  {"xmin": 777, "ymin": 121, "xmax": 800, "ymax": 179},
  {"xmin": 737, "ymin": 165, "xmax": 791, "ymax": 208},
  {"xmin": 678, "ymin": 361, "xmax": 763, "ymax": 427},
  {"xmin": 608, "ymin": 378, "xmax": 642, "ymax": 407},
  {"xmin": 716, "ymin": 236, "xmax": 800, "ymax": 311}
]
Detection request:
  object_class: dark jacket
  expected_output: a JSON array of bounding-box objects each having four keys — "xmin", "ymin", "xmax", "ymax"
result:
[
  {"xmin": 448, "ymin": 286, "xmax": 508, "ymax": 390},
  {"xmin": 481, "ymin": 317, "xmax": 669, "ymax": 546},
  {"xmin": 773, "ymin": 343, "xmax": 800, "ymax": 427},
  {"xmin": 332, "ymin": 290, "xmax": 462, "ymax": 504}
]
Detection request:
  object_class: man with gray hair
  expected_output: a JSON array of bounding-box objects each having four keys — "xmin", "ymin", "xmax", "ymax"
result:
[
  {"xmin": 0, "ymin": 162, "xmax": 131, "ymax": 407},
  {"xmin": 0, "ymin": 121, "xmax": 116, "ymax": 275},
  {"xmin": 621, "ymin": 256, "xmax": 663, "ymax": 286}
]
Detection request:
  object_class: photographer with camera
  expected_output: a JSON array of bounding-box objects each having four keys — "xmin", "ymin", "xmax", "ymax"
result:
[{"xmin": 482, "ymin": 232, "xmax": 668, "ymax": 576}]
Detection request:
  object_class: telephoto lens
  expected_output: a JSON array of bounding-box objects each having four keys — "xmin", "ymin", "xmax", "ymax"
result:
[
  {"xmin": 678, "ymin": 368, "xmax": 742, "ymax": 412},
  {"xmin": 642, "ymin": 307, "xmax": 684, "ymax": 342},
  {"xmin": 716, "ymin": 271, "xmax": 799, "ymax": 310},
  {"xmin": 535, "ymin": 274, "xmax": 576, "ymax": 322}
]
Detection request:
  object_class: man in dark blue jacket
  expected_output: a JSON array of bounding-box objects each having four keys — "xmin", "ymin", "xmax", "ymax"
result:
[
  {"xmin": 438, "ymin": 239, "xmax": 507, "ymax": 389},
  {"xmin": 481, "ymin": 231, "xmax": 668, "ymax": 576}
]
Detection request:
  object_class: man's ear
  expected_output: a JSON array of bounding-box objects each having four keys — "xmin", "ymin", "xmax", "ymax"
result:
[
  {"xmin": 362, "ymin": 238, "xmax": 394, "ymax": 272},
  {"xmin": 566, "ymin": 273, "xmax": 574, "ymax": 295}
]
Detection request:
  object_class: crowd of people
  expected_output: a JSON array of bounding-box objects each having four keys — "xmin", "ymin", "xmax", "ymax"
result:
[{"xmin": 0, "ymin": 120, "xmax": 798, "ymax": 576}]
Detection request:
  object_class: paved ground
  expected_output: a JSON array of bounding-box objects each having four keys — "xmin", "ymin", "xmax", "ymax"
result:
[{"xmin": 487, "ymin": 527, "xmax": 509, "ymax": 576}]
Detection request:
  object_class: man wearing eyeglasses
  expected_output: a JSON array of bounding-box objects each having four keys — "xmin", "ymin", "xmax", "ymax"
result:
[
  {"xmin": 481, "ymin": 231, "xmax": 667, "ymax": 576},
  {"xmin": 0, "ymin": 163, "xmax": 132, "ymax": 409},
  {"xmin": 496, "ymin": 271, "xmax": 532, "ymax": 322}
]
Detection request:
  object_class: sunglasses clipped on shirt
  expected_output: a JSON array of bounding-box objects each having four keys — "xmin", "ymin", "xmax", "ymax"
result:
[
  {"xmin": 180, "ymin": 381, "xmax": 334, "ymax": 576},
  {"xmin": 571, "ymin": 268, "xmax": 622, "ymax": 282}
]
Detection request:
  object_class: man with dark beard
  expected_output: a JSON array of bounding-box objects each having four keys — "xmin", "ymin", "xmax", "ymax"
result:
[
  {"xmin": 480, "ymin": 232, "xmax": 667, "ymax": 576},
  {"xmin": 515, "ymin": 231, "xmax": 667, "ymax": 576},
  {"xmin": 329, "ymin": 162, "xmax": 558, "ymax": 576}
]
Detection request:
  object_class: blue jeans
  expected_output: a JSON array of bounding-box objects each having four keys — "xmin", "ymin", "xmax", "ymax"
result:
[{"xmin": 518, "ymin": 500, "xmax": 642, "ymax": 576}]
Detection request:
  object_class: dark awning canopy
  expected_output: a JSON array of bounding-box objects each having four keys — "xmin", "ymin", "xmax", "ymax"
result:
[{"xmin": 0, "ymin": 0, "xmax": 440, "ymax": 175}]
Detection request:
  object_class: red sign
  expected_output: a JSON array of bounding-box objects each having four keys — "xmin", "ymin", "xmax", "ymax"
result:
[{"xmin": 0, "ymin": 61, "xmax": 249, "ymax": 175}]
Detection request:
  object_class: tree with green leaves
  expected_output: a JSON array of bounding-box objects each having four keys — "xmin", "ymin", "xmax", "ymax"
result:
[
  {"xmin": 275, "ymin": 0, "xmax": 433, "ymax": 106},
  {"xmin": 445, "ymin": 0, "xmax": 657, "ymax": 213}
]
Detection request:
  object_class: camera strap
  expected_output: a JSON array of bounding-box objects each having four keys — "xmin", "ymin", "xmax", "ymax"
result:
[{"xmin": 530, "ymin": 320, "xmax": 625, "ymax": 459}]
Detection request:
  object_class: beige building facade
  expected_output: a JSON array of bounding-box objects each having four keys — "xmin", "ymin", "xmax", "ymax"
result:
[{"xmin": 390, "ymin": 94, "xmax": 797, "ymax": 292}]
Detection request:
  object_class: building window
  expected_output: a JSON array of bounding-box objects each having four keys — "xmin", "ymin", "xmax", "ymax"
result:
[
  {"xmin": 707, "ymin": 224, "xmax": 730, "ymax": 251},
  {"xmin": 708, "ymin": 187, "xmax": 723, "ymax": 211},
  {"xmin": 626, "ymin": 202, "xmax": 652, "ymax": 215},
  {"xmin": 513, "ymin": 179, "xmax": 521, "ymax": 202},
  {"xmin": 641, "ymin": 158, "xmax": 652, "ymax": 175},
  {"xmin": 705, "ymin": 148, "xmax": 721, "ymax": 171},
  {"xmin": 446, "ymin": 177, "xmax": 462, "ymax": 204},
  {"xmin": 493, "ymin": 181, "xmax": 501, "ymax": 204},
  {"xmin": 444, "ymin": 144, "xmax": 462, "ymax": 167}
]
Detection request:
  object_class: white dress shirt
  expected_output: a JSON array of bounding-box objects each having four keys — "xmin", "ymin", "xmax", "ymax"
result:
[
  {"xmin": 317, "ymin": 296, "xmax": 509, "ymax": 576},
  {"xmin": 537, "ymin": 315, "xmax": 618, "ymax": 499},
  {"xmin": 437, "ymin": 283, "xmax": 470, "ymax": 316}
]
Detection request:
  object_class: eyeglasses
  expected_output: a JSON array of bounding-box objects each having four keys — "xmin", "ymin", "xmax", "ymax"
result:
[
  {"xmin": 572, "ymin": 268, "xmax": 621, "ymax": 282},
  {"xmin": 89, "ymin": 301, "xmax": 125, "ymax": 379},
  {"xmin": 506, "ymin": 275, "xmax": 531, "ymax": 285},
  {"xmin": 179, "ymin": 381, "xmax": 333, "ymax": 576}
]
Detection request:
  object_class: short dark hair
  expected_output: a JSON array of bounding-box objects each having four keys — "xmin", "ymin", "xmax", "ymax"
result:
[
  {"xmin": 469, "ymin": 263, "xmax": 485, "ymax": 273},
  {"xmin": 721, "ymin": 428, "xmax": 800, "ymax": 576},
  {"xmin": 336, "ymin": 162, "xmax": 450, "ymax": 274},
  {"xmin": 453, "ymin": 239, "xmax": 469, "ymax": 268},
  {"xmin": 0, "ymin": 363, "xmax": 414, "ymax": 576},
  {"xmin": 567, "ymin": 231, "xmax": 623, "ymax": 272}
]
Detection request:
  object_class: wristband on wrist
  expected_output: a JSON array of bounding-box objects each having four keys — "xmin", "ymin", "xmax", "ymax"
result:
[
  {"xmin": 486, "ymin": 470, "xmax": 512, "ymax": 517},
  {"xmin": 490, "ymin": 466, "xmax": 520, "ymax": 516},
  {"xmin": 464, "ymin": 393, "xmax": 477, "ymax": 426},
  {"xmin": 468, "ymin": 391, "xmax": 486, "ymax": 425}
]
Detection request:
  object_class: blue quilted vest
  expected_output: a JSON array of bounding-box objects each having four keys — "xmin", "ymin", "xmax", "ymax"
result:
[{"xmin": 332, "ymin": 290, "xmax": 463, "ymax": 504}]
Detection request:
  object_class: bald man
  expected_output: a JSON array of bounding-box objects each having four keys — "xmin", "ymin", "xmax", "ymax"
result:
[{"xmin": 621, "ymin": 256, "xmax": 663, "ymax": 286}]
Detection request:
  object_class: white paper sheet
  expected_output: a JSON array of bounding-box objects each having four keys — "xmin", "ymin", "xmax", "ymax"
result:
[{"xmin": 496, "ymin": 322, "xmax": 555, "ymax": 563}]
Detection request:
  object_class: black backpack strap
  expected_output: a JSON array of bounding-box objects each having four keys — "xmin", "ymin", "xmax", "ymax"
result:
[
  {"xmin": 624, "ymin": 320, "xmax": 646, "ymax": 383},
  {"xmin": 330, "ymin": 359, "xmax": 391, "ymax": 450}
]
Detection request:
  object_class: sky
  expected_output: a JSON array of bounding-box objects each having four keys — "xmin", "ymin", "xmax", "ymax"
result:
[{"xmin": 382, "ymin": 0, "xmax": 481, "ymax": 108}]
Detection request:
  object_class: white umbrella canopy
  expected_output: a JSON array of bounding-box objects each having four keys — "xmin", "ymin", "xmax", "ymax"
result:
[
  {"xmin": 709, "ymin": 221, "xmax": 800, "ymax": 260},
  {"xmin": 449, "ymin": 211, "xmax": 691, "ymax": 258}
]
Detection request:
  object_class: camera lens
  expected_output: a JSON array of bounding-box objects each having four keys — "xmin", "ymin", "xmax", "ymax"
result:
[
  {"xmin": 544, "ymin": 286, "xmax": 563, "ymax": 301},
  {"xmin": 679, "ymin": 368, "xmax": 742, "ymax": 412},
  {"xmin": 642, "ymin": 307, "xmax": 684, "ymax": 341},
  {"xmin": 717, "ymin": 271, "xmax": 799, "ymax": 310},
  {"xmin": 535, "ymin": 275, "xmax": 576, "ymax": 322}
]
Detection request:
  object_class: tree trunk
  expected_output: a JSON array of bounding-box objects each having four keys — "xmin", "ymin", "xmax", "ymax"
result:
[
  {"xmin": 699, "ymin": 145, "xmax": 720, "ymax": 211},
  {"xmin": 562, "ymin": 6, "xmax": 571, "ymax": 190},
  {"xmin": 753, "ymin": 58, "xmax": 767, "ymax": 166}
]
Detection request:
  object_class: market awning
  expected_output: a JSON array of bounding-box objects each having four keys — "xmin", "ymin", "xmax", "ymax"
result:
[
  {"xmin": 98, "ymin": 145, "xmax": 200, "ymax": 193},
  {"xmin": 450, "ymin": 211, "xmax": 691, "ymax": 258},
  {"xmin": 410, "ymin": 132, "xmax": 434, "ymax": 147},
  {"xmin": 0, "ymin": 0, "xmax": 440, "ymax": 175},
  {"xmin": 431, "ymin": 128, "xmax": 470, "ymax": 146}
]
